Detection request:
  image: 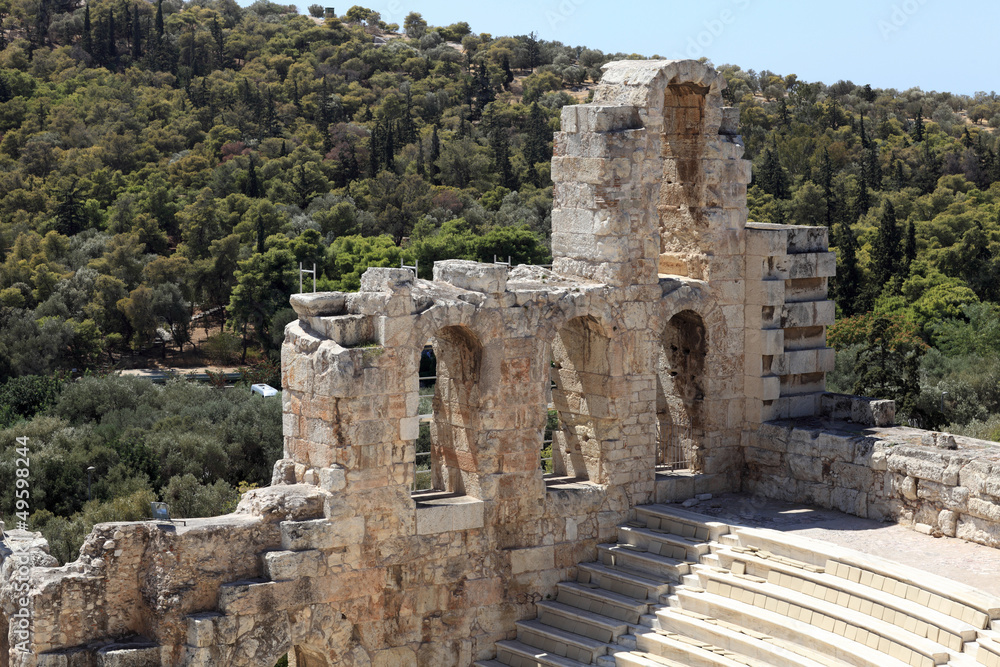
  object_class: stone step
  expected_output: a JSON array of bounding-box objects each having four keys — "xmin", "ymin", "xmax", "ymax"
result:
[
  {"xmin": 474, "ymin": 660, "xmax": 508, "ymax": 667},
  {"xmin": 733, "ymin": 527, "xmax": 999, "ymax": 628},
  {"xmin": 979, "ymin": 635, "xmax": 1000, "ymax": 667},
  {"xmin": 673, "ymin": 587, "xmax": 912, "ymax": 667},
  {"xmin": 635, "ymin": 505, "xmax": 729, "ymax": 543},
  {"xmin": 515, "ymin": 619, "xmax": 609, "ymax": 664},
  {"xmin": 701, "ymin": 554, "xmax": 722, "ymax": 568},
  {"xmin": 827, "ymin": 558, "xmax": 992, "ymax": 631},
  {"xmin": 654, "ymin": 606, "xmax": 832, "ymax": 667},
  {"xmin": 537, "ymin": 600, "xmax": 630, "ymax": 644},
  {"xmin": 636, "ymin": 631, "xmax": 770, "ymax": 667},
  {"xmin": 577, "ymin": 562, "xmax": 673, "ymax": 603},
  {"xmin": 716, "ymin": 534, "xmax": 741, "ymax": 548},
  {"xmin": 598, "ymin": 544, "xmax": 691, "ymax": 581},
  {"xmin": 618, "ymin": 525, "xmax": 710, "ymax": 561},
  {"xmin": 716, "ymin": 546, "xmax": 976, "ymax": 651},
  {"xmin": 280, "ymin": 516, "xmax": 364, "ymax": 551},
  {"xmin": 216, "ymin": 578, "xmax": 275, "ymax": 615},
  {"xmin": 556, "ymin": 581, "xmax": 650, "ymax": 624},
  {"xmin": 494, "ymin": 639, "xmax": 592, "ymax": 667},
  {"xmin": 694, "ymin": 568, "xmax": 949, "ymax": 666},
  {"xmin": 262, "ymin": 549, "xmax": 326, "ymax": 581},
  {"xmin": 613, "ymin": 651, "xmax": 691, "ymax": 667}
]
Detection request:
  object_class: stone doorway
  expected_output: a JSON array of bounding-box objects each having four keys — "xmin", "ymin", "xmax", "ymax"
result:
[{"xmin": 656, "ymin": 310, "xmax": 707, "ymax": 471}]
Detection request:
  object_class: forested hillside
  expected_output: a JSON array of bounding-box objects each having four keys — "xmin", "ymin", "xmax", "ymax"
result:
[{"xmin": 3, "ymin": 1, "xmax": 1000, "ymax": 559}]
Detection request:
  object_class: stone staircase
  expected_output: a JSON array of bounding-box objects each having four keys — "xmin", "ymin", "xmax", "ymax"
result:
[
  {"xmin": 182, "ymin": 515, "xmax": 332, "ymax": 662},
  {"xmin": 478, "ymin": 505, "xmax": 1000, "ymax": 667},
  {"xmin": 475, "ymin": 505, "xmax": 725, "ymax": 667}
]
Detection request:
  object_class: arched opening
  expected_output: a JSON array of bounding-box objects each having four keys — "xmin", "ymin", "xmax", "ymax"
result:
[
  {"xmin": 656, "ymin": 310, "xmax": 707, "ymax": 471},
  {"xmin": 413, "ymin": 344, "xmax": 436, "ymax": 493},
  {"xmin": 657, "ymin": 81, "xmax": 713, "ymax": 279},
  {"xmin": 411, "ymin": 326, "xmax": 483, "ymax": 498},
  {"xmin": 548, "ymin": 316, "xmax": 614, "ymax": 482},
  {"xmin": 287, "ymin": 645, "xmax": 333, "ymax": 666},
  {"xmin": 540, "ymin": 353, "xmax": 559, "ymax": 477}
]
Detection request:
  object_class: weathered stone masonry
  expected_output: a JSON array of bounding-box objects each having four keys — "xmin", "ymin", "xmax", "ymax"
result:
[{"xmin": 5, "ymin": 58, "xmax": 988, "ymax": 666}]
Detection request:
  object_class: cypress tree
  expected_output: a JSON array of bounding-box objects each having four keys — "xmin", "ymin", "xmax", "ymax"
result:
[
  {"xmin": 131, "ymin": 3, "xmax": 142, "ymax": 61},
  {"xmin": 833, "ymin": 221, "xmax": 862, "ymax": 316},
  {"xmin": 904, "ymin": 221, "xmax": 917, "ymax": 269},
  {"xmin": 83, "ymin": 4, "xmax": 93, "ymax": 55},
  {"xmin": 155, "ymin": 0, "xmax": 164, "ymax": 37},
  {"xmin": 820, "ymin": 147, "xmax": 835, "ymax": 226},
  {"xmin": 368, "ymin": 121, "xmax": 381, "ymax": 177},
  {"xmin": 912, "ymin": 107, "xmax": 924, "ymax": 142},
  {"xmin": 758, "ymin": 145, "xmax": 790, "ymax": 199},
  {"xmin": 428, "ymin": 126, "xmax": 440, "ymax": 185},
  {"xmin": 245, "ymin": 155, "xmax": 263, "ymax": 199},
  {"xmin": 55, "ymin": 180, "xmax": 85, "ymax": 236},
  {"xmin": 869, "ymin": 200, "xmax": 903, "ymax": 298},
  {"xmin": 501, "ymin": 53, "xmax": 514, "ymax": 88},
  {"xmin": 107, "ymin": 8, "xmax": 117, "ymax": 62}
]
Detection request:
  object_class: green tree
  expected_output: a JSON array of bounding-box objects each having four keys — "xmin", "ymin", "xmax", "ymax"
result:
[
  {"xmin": 227, "ymin": 245, "xmax": 297, "ymax": 360},
  {"xmin": 868, "ymin": 201, "xmax": 903, "ymax": 300},
  {"xmin": 117, "ymin": 285, "xmax": 158, "ymax": 350}
]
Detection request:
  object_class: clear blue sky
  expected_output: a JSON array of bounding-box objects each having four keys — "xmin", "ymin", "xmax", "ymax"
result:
[{"xmin": 333, "ymin": 0, "xmax": 997, "ymax": 96}]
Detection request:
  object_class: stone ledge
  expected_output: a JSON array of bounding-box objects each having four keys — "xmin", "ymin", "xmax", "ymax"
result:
[
  {"xmin": 433, "ymin": 260, "xmax": 508, "ymax": 295},
  {"xmin": 415, "ymin": 495, "xmax": 485, "ymax": 535}
]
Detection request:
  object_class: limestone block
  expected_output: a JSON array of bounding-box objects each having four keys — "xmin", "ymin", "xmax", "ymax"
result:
[
  {"xmin": 551, "ymin": 207, "xmax": 597, "ymax": 236},
  {"xmin": 281, "ymin": 517, "xmax": 365, "ymax": 550},
  {"xmin": 415, "ymin": 497, "xmax": 485, "ymax": 535},
  {"xmin": 264, "ymin": 549, "xmax": 326, "ymax": 580},
  {"xmin": 433, "ymin": 260, "xmax": 508, "ymax": 294},
  {"xmin": 315, "ymin": 314, "xmax": 377, "ymax": 348},
  {"xmin": 720, "ymin": 107, "xmax": 740, "ymax": 135},
  {"xmin": 781, "ymin": 300, "xmax": 835, "ymax": 328},
  {"xmin": 399, "ymin": 416, "xmax": 419, "ymax": 441},
  {"xmin": 510, "ymin": 545, "xmax": 555, "ymax": 574},
  {"xmin": 186, "ymin": 613, "xmax": 220, "ymax": 648},
  {"xmin": 851, "ymin": 398, "xmax": 896, "ymax": 427},
  {"xmin": 551, "ymin": 156, "xmax": 608, "ymax": 185},
  {"xmin": 745, "ymin": 375, "xmax": 780, "ymax": 401},
  {"xmin": 745, "ymin": 279, "xmax": 784, "ymax": 306},
  {"xmin": 786, "ymin": 226, "xmax": 829, "ymax": 253},
  {"xmin": 360, "ymin": 267, "xmax": 414, "ymax": 293},
  {"xmin": 372, "ymin": 647, "xmax": 417, "ymax": 667},
  {"xmin": 290, "ymin": 292, "xmax": 347, "ymax": 318},
  {"xmin": 96, "ymin": 643, "xmax": 161, "ymax": 666}
]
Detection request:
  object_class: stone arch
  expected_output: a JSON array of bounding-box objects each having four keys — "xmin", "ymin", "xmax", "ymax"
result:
[
  {"xmin": 288, "ymin": 645, "xmax": 333, "ymax": 666},
  {"xmin": 592, "ymin": 60, "xmax": 737, "ymax": 282},
  {"xmin": 548, "ymin": 314, "xmax": 616, "ymax": 482},
  {"xmin": 656, "ymin": 310, "xmax": 707, "ymax": 471},
  {"xmin": 413, "ymin": 324, "xmax": 484, "ymax": 497}
]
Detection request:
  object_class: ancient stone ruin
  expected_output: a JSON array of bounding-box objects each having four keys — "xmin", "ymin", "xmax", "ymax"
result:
[{"xmin": 4, "ymin": 59, "xmax": 1000, "ymax": 667}]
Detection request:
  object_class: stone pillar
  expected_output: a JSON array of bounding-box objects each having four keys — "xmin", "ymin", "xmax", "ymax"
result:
[{"xmin": 745, "ymin": 223, "xmax": 836, "ymax": 422}]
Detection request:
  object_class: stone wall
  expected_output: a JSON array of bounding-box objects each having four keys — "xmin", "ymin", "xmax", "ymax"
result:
[
  {"xmin": 0, "ymin": 59, "xmax": 847, "ymax": 666},
  {"xmin": 744, "ymin": 410, "xmax": 1000, "ymax": 549}
]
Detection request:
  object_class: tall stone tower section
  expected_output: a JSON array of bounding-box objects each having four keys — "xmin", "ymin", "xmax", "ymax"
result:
[{"xmin": 551, "ymin": 60, "xmax": 749, "ymax": 287}]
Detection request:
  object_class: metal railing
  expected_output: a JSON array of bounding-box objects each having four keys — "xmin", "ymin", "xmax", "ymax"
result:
[{"xmin": 657, "ymin": 423, "xmax": 693, "ymax": 471}]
